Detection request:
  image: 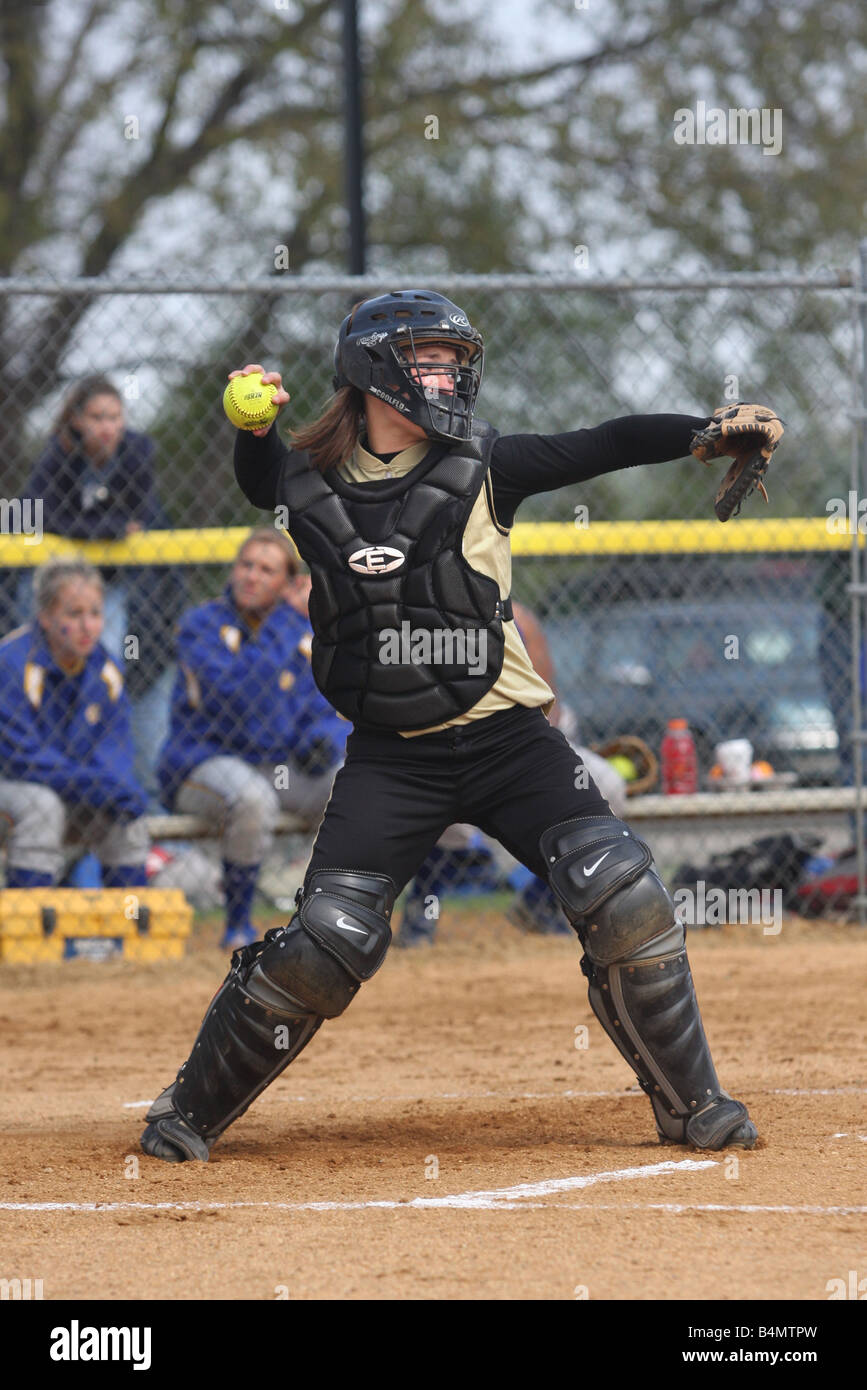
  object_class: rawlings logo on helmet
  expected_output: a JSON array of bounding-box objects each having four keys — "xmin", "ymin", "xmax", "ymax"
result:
[{"xmin": 449, "ymin": 313, "xmax": 470, "ymax": 328}]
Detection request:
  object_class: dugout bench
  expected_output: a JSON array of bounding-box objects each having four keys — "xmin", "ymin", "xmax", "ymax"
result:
[{"xmin": 145, "ymin": 788, "xmax": 857, "ymax": 843}]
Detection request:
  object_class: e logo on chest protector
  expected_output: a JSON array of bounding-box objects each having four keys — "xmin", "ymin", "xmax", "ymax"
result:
[{"xmin": 347, "ymin": 545, "xmax": 406, "ymax": 575}]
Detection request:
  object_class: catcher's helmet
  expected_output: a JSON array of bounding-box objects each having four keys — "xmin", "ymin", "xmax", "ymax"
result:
[{"xmin": 332, "ymin": 290, "xmax": 484, "ymax": 442}]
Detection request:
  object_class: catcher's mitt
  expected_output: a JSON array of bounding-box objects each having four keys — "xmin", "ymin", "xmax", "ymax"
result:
[
  {"xmin": 690, "ymin": 402, "xmax": 784, "ymax": 522},
  {"xmin": 591, "ymin": 734, "xmax": 659, "ymax": 797}
]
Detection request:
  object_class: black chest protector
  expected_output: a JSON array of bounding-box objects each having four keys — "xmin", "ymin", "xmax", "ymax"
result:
[{"xmin": 276, "ymin": 424, "xmax": 511, "ymax": 730}]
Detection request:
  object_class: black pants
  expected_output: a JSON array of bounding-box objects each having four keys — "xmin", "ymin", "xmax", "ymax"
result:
[{"xmin": 305, "ymin": 705, "xmax": 612, "ymax": 896}]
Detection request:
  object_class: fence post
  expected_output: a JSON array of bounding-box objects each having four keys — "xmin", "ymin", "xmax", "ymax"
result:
[{"xmin": 851, "ymin": 240, "xmax": 867, "ymax": 925}]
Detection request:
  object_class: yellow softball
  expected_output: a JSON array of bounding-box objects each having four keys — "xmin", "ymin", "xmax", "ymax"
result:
[{"xmin": 223, "ymin": 371, "xmax": 279, "ymax": 430}]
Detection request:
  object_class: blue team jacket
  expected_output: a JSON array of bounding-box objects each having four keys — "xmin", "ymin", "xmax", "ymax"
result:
[
  {"xmin": 157, "ymin": 591, "xmax": 349, "ymax": 804},
  {"xmin": 24, "ymin": 429, "xmax": 163, "ymax": 539},
  {"xmin": 0, "ymin": 626, "xmax": 147, "ymax": 817}
]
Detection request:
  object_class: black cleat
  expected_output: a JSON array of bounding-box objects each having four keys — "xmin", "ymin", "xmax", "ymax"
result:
[
  {"xmin": 140, "ymin": 1084, "xmax": 213, "ymax": 1163},
  {"xmin": 682, "ymin": 1096, "xmax": 758, "ymax": 1151},
  {"xmin": 140, "ymin": 1121, "xmax": 199, "ymax": 1163}
]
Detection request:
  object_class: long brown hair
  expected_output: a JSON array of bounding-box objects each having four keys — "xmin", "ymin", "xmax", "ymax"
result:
[
  {"xmin": 289, "ymin": 385, "xmax": 366, "ymax": 475},
  {"xmin": 289, "ymin": 297, "xmax": 369, "ymax": 473},
  {"xmin": 52, "ymin": 376, "xmax": 122, "ymax": 452}
]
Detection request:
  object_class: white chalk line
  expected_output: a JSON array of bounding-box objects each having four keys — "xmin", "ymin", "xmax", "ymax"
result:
[
  {"xmin": 122, "ymin": 1085, "xmax": 867, "ymax": 1110},
  {"xmin": 0, "ymin": 1158, "xmax": 715, "ymax": 1213},
  {"xmin": 405, "ymin": 1158, "xmax": 717, "ymax": 1207},
  {"xmin": 550, "ymin": 1203, "xmax": 867, "ymax": 1215},
  {"xmin": 772, "ymin": 1087, "xmax": 867, "ymax": 1096},
  {"xmin": 4, "ymin": 1197, "xmax": 864, "ymax": 1217},
  {"xmin": 831, "ymin": 1132, "xmax": 867, "ymax": 1141}
]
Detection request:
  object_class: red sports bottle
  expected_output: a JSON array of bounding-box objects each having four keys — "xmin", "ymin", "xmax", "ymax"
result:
[{"xmin": 660, "ymin": 718, "xmax": 698, "ymax": 794}]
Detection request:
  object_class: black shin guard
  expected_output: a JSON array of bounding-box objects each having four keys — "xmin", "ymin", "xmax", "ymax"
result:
[
  {"xmin": 581, "ymin": 926, "xmax": 753, "ymax": 1145},
  {"xmin": 541, "ymin": 817, "xmax": 757, "ymax": 1150},
  {"xmin": 166, "ymin": 962, "xmax": 325, "ymax": 1140},
  {"xmin": 141, "ymin": 870, "xmax": 395, "ymax": 1162}
]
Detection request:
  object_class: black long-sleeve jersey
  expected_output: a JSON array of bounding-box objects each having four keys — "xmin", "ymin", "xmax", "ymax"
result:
[{"xmin": 234, "ymin": 413, "xmax": 710, "ymax": 528}]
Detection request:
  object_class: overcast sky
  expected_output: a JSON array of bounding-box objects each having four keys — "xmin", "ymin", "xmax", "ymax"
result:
[{"xmin": 479, "ymin": 0, "xmax": 601, "ymax": 61}]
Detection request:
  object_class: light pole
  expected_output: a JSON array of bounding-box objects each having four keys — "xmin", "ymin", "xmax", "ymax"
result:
[{"xmin": 342, "ymin": 0, "xmax": 367, "ymax": 275}]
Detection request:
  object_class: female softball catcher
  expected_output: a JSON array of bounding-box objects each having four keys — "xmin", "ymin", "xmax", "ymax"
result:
[{"xmin": 141, "ymin": 290, "xmax": 783, "ymax": 1163}]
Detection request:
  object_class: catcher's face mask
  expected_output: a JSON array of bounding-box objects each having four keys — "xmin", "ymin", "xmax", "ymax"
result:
[{"xmin": 333, "ymin": 290, "xmax": 484, "ymax": 441}]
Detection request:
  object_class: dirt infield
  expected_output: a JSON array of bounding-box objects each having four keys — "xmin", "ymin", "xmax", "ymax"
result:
[{"xmin": 1, "ymin": 908, "xmax": 865, "ymax": 1302}]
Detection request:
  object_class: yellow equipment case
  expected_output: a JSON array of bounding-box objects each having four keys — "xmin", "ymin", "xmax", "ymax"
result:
[{"xmin": 0, "ymin": 888, "xmax": 193, "ymax": 963}]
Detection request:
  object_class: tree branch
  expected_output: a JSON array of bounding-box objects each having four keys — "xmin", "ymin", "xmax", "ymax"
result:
[
  {"xmin": 0, "ymin": 3, "xmax": 43, "ymax": 193},
  {"xmin": 44, "ymin": 0, "xmax": 114, "ymax": 113},
  {"xmin": 383, "ymin": 0, "xmax": 732, "ymax": 104}
]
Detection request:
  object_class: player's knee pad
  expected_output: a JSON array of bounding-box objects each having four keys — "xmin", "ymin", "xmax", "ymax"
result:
[
  {"xmin": 540, "ymin": 815, "xmax": 668, "ymax": 960},
  {"xmin": 258, "ymin": 868, "xmax": 395, "ymax": 1014},
  {"xmin": 540, "ymin": 818, "xmax": 757, "ymax": 1150},
  {"xmin": 141, "ymin": 870, "xmax": 396, "ymax": 1159}
]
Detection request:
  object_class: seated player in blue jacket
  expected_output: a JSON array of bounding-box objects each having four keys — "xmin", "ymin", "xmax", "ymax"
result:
[
  {"xmin": 0, "ymin": 559, "xmax": 149, "ymax": 887},
  {"xmin": 18, "ymin": 374, "xmax": 188, "ymax": 796},
  {"xmin": 157, "ymin": 529, "xmax": 348, "ymax": 949}
]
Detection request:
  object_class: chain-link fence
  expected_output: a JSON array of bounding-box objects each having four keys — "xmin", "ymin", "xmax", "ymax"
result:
[{"xmin": 0, "ymin": 268, "xmax": 865, "ymax": 942}]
